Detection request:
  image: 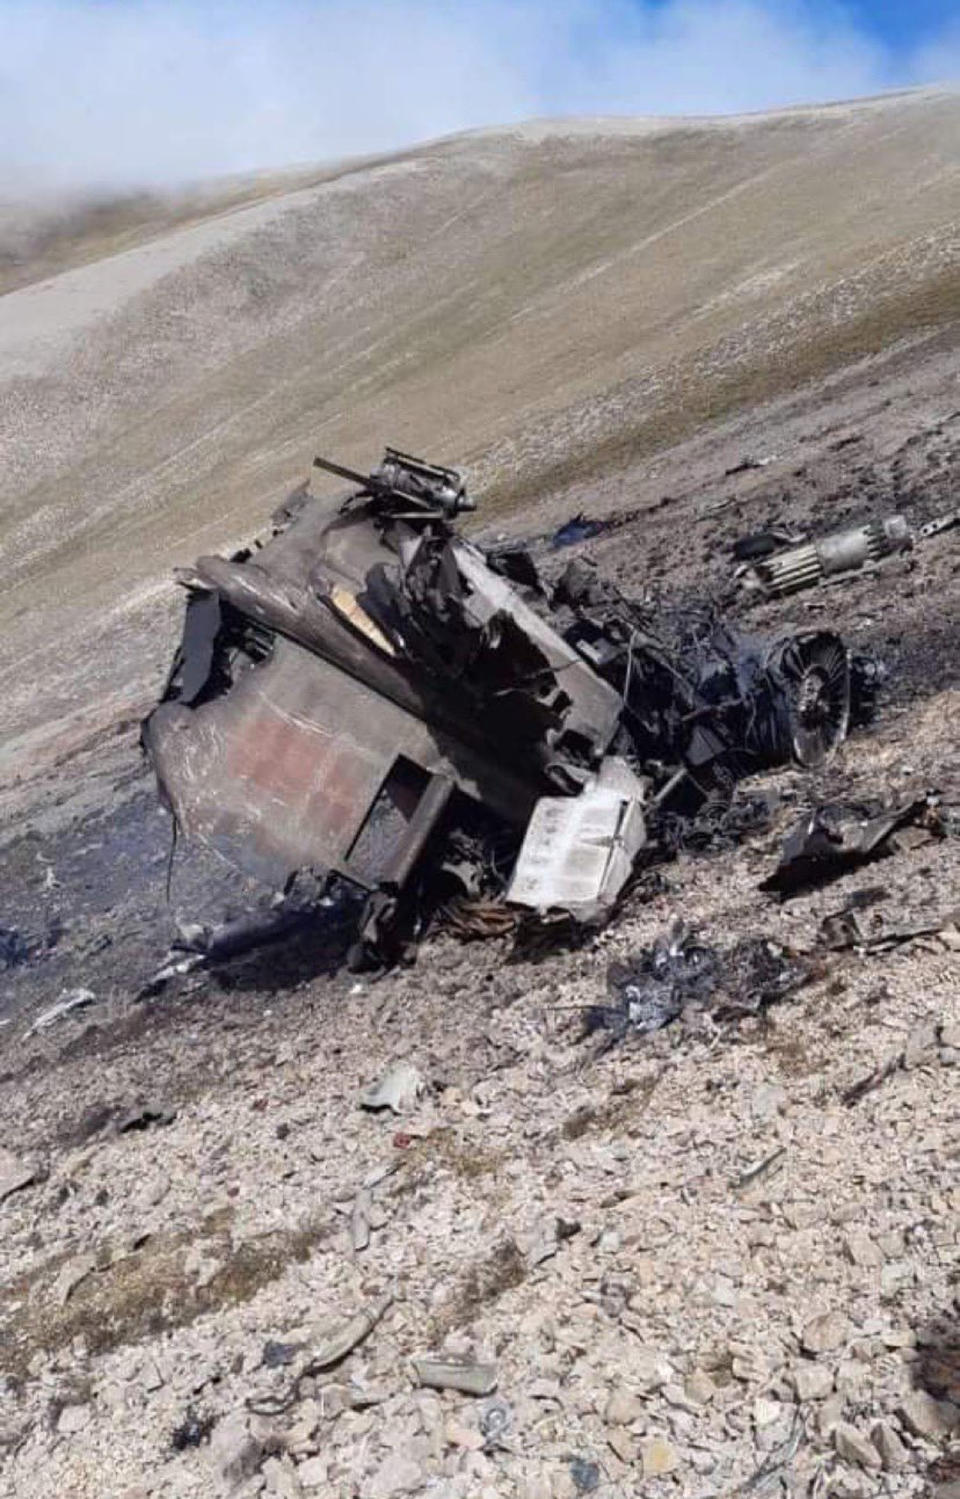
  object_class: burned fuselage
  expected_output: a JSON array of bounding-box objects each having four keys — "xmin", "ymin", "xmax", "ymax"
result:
[{"xmin": 143, "ymin": 449, "xmax": 852, "ymax": 962}]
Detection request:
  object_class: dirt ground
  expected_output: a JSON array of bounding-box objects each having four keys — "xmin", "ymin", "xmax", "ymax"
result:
[{"xmin": 1, "ymin": 313, "xmax": 959, "ymax": 1498}]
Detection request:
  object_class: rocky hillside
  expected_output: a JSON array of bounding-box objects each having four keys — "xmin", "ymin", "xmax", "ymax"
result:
[{"xmin": 1, "ymin": 86, "xmax": 960, "ymax": 1499}]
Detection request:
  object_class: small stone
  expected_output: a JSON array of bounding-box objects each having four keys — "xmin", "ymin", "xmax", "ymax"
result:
[
  {"xmin": 445, "ymin": 1420, "xmax": 483, "ymax": 1451},
  {"xmin": 683, "ymin": 1369, "xmax": 715, "ymax": 1405},
  {"xmin": 803, "ymin": 1311, "xmax": 850, "ymax": 1355},
  {"xmin": 607, "ymin": 1428, "xmax": 636, "ymax": 1463},
  {"xmin": 412, "ymin": 1354, "xmax": 497, "ymax": 1396},
  {"xmin": 898, "ymin": 1390, "xmax": 960, "ymax": 1439},
  {"xmin": 262, "ymin": 1455, "xmax": 304, "ymax": 1498},
  {"xmin": 568, "ymin": 1457, "xmax": 600, "ymax": 1493},
  {"xmin": 294, "ymin": 1457, "xmax": 325, "ymax": 1492},
  {"xmin": 712, "ymin": 1276, "xmax": 738, "ymax": 1308},
  {"xmin": 184, "ymin": 1242, "xmax": 222, "ymax": 1289},
  {"xmin": 880, "ymin": 1327, "xmax": 914, "ymax": 1350},
  {"xmin": 641, "ymin": 1437, "xmax": 678, "ymax": 1477},
  {"xmin": 881, "ymin": 1261, "xmax": 913, "ymax": 1294},
  {"xmin": 790, "ymin": 1362, "xmax": 835, "ymax": 1401},
  {"xmin": 876, "ymin": 1230, "xmax": 905, "ymax": 1257},
  {"xmin": 940, "ymin": 1021, "xmax": 960, "ymax": 1049},
  {"xmin": 54, "ymin": 1253, "xmax": 97, "ymax": 1306},
  {"xmin": 836, "ymin": 1358, "xmax": 870, "ymax": 1395},
  {"xmin": 690, "ymin": 1450, "xmax": 718, "ymax": 1476},
  {"xmin": 754, "ymin": 1398, "xmax": 782, "ymax": 1429},
  {"xmin": 209, "ymin": 1412, "xmax": 263, "ymax": 1489},
  {"xmin": 317, "ymin": 1383, "xmax": 351, "ymax": 1418},
  {"xmin": 834, "ymin": 1422, "xmax": 881, "ymax": 1470},
  {"xmin": 819, "ymin": 1394, "xmax": 846, "ymax": 1436},
  {"xmin": 627, "ymin": 1347, "xmax": 672, "ymax": 1391},
  {"xmin": 367, "ymin": 1453, "xmax": 424, "ymax": 1499},
  {"xmin": 0, "ymin": 1149, "xmax": 35, "ymax": 1204},
  {"xmin": 844, "ymin": 1232, "xmax": 882, "ymax": 1268},
  {"xmin": 871, "ymin": 1420, "xmax": 908, "ymax": 1472},
  {"xmin": 281, "ymin": 1420, "xmax": 316, "ymax": 1457},
  {"xmin": 904, "ymin": 1024, "xmax": 939, "ymax": 1069},
  {"xmin": 661, "ymin": 1383, "xmax": 693, "ymax": 1410},
  {"xmin": 141, "ymin": 1173, "xmax": 171, "ymax": 1208},
  {"xmin": 57, "ymin": 1403, "xmax": 91, "ymax": 1435},
  {"xmin": 517, "ymin": 1478, "xmax": 552, "ymax": 1499},
  {"xmin": 604, "ymin": 1387, "xmax": 642, "ymax": 1426}
]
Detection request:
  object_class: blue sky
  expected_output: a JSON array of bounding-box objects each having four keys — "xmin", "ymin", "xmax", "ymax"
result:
[
  {"xmin": 823, "ymin": 0, "xmax": 956, "ymax": 50},
  {"xmin": 1, "ymin": 1, "xmax": 958, "ymax": 190}
]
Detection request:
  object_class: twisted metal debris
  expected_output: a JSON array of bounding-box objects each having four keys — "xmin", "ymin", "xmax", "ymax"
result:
[{"xmin": 143, "ymin": 448, "xmax": 852, "ymax": 965}]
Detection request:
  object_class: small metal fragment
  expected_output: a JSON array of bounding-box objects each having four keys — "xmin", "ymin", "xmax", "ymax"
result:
[
  {"xmin": 738, "ymin": 1408, "xmax": 804, "ymax": 1494},
  {"xmin": 261, "ymin": 1340, "xmax": 302, "ymax": 1369},
  {"xmin": 247, "ymin": 1293, "xmax": 393, "ymax": 1415},
  {"xmin": 360, "ymin": 1063, "xmax": 424, "ymax": 1115},
  {"xmin": 26, "ymin": 988, "xmax": 96, "ymax": 1036},
  {"xmin": 568, "ymin": 1457, "xmax": 601, "ymax": 1493},
  {"xmin": 311, "ymin": 1292, "xmax": 393, "ymax": 1370},
  {"xmin": 480, "ymin": 1397, "xmax": 514, "ymax": 1450},
  {"xmin": 412, "ymin": 1355, "xmax": 498, "ymax": 1396},
  {"xmin": 734, "ymin": 1147, "xmax": 786, "ymax": 1191},
  {"xmin": 351, "ymin": 1189, "xmax": 372, "ymax": 1252}
]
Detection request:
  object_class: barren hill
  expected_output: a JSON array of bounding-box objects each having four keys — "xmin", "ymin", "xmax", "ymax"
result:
[{"xmin": 1, "ymin": 86, "xmax": 959, "ymax": 771}]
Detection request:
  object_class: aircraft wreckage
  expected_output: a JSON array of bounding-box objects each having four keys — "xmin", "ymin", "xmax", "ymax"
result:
[{"xmin": 142, "ymin": 448, "xmax": 852, "ymax": 966}]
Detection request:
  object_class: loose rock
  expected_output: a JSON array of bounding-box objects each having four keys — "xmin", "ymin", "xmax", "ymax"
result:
[
  {"xmin": 57, "ymin": 1404, "xmax": 91, "ymax": 1436},
  {"xmin": 209, "ymin": 1412, "xmax": 263, "ymax": 1490},
  {"xmin": 366, "ymin": 1452, "xmax": 424, "ymax": 1499},
  {"xmin": 834, "ymin": 1422, "xmax": 882, "ymax": 1470},
  {"xmin": 641, "ymin": 1436, "xmax": 678, "ymax": 1477},
  {"xmin": 683, "ymin": 1369, "xmax": 716, "ymax": 1405},
  {"xmin": 0, "ymin": 1148, "xmax": 35, "ymax": 1204},
  {"xmin": 604, "ymin": 1386, "xmax": 643, "ymax": 1426},
  {"xmin": 898, "ymin": 1390, "xmax": 960, "ymax": 1439},
  {"xmin": 790, "ymin": 1362, "xmax": 835, "ymax": 1401},
  {"xmin": 802, "ymin": 1311, "xmax": 850, "ymax": 1355},
  {"xmin": 871, "ymin": 1420, "xmax": 908, "ymax": 1472},
  {"xmin": 295, "ymin": 1457, "xmax": 327, "ymax": 1490}
]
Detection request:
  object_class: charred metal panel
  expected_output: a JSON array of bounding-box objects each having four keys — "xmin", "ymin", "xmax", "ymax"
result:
[{"xmin": 146, "ymin": 634, "xmax": 535, "ymax": 888}]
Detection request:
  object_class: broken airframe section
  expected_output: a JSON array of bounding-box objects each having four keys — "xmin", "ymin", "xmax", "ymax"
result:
[{"xmin": 142, "ymin": 449, "xmax": 852, "ymax": 966}]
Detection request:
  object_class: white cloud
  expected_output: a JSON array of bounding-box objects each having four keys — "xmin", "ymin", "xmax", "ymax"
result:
[{"xmin": 0, "ymin": 0, "xmax": 955, "ymax": 192}]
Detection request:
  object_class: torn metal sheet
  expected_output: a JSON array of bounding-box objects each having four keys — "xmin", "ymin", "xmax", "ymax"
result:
[
  {"xmin": 506, "ymin": 759, "xmax": 646, "ymax": 919},
  {"xmin": 761, "ymin": 795, "xmax": 941, "ymax": 897},
  {"xmin": 412, "ymin": 1356, "xmax": 498, "ymax": 1396}
]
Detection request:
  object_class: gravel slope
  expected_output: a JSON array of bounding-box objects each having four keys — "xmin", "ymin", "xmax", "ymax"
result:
[
  {"xmin": 1, "ymin": 304, "xmax": 960, "ymax": 1497},
  {"xmin": 1, "ymin": 88, "xmax": 960, "ymax": 1499}
]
